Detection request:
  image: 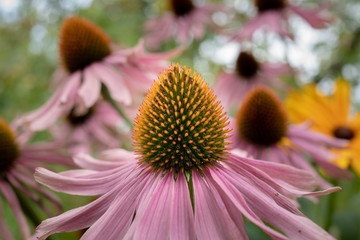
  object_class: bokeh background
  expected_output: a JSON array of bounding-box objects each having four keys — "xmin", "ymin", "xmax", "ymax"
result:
[{"xmin": 1, "ymin": 0, "xmax": 360, "ymax": 239}]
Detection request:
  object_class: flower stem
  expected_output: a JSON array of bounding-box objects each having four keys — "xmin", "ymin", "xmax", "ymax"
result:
[
  {"xmin": 324, "ymin": 180, "xmax": 338, "ymax": 231},
  {"xmin": 101, "ymin": 84, "xmax": 133, "ymax": 129},
  {"xmin": 188, "ymin": 175, "xmax": 195, "ymax": 213}
]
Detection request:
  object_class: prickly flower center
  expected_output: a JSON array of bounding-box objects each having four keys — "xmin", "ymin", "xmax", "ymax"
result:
[
  {"xmin": 67, "ymin": 107, "xmax": 94, "ymax": 126},
  {"xmin": 236, "ymin": 87, "xmax": 287, "ymax": 146},
  {"xmin": 59, "ymin": 16, "xmax": 111, "ymax": 73},
  {"xmin": 255, "ymin": 0, "xmax": 286, "ymax": 12},
  {"xmin": 0, "ymin": 118, "xmax": 19, "ymax": 172},
  {"xmin": 236, "ymin": 52, "xmax": 260, "ymax": 79},
  {"xmin": 170, "ymin": 0, "xmax": 195, "ymax": 16},
  {"xmin": 333, "ymin": 126, "xmax": 354, "ymax": 140},
  {"xmin": 133, "ymin": 64, "xmax": 231, "ymax": 173}
]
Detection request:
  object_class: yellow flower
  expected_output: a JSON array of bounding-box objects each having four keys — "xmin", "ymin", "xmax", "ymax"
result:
[{"xmin": 285, "ymin": 78, "xmax": 360, "ymax": 175}]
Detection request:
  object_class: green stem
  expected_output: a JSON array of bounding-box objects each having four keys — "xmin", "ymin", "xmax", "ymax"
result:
[
  {"xmin": 187, "ymin": 174, "xmax": 195, "ymax": 213},
  {"xmin": 101, "ymin": 84, "xmax": 133, "ymax": 129},
  {"xmin": 324, "ymin": 180, "xmax": 338, "ymax": 231}
]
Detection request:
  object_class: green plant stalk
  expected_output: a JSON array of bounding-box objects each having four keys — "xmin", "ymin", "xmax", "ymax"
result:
[{"xmin": 101, "ymin": 84, "xmax": 133, "ymax": 129}]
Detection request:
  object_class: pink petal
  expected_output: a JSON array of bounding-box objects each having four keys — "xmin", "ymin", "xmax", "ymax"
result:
[
  {"xmin": 91, "ymin": 63, "xmax": 132, "ymax": 105},
  {"xmin": 34, "ymin": 186, "xmax": 122, "ymax": 239},
  {"xmin": 0, "ymin": 197, "xmax": 14, "ymax": 240},
  {"xmin": 34, "ymin": 166, "xmax": 129, "ymax": 196},
  {"xmin": 228, "ymin": 152, "xmax": 317, "ymax": 191},
  {"xmin": 193, "ymin": 171, "xmax": 242, "ymax": 240},
  {"xmin": 170, "ymin": 173, "xmax": 196, "ymax": 240},
  {"xmin": 73, "ymin": 153, "xmax": 130, "ymax": 171},
  {"xmin": 0, "ymin": 180, "xmax": 31, "ymax": 239},
  {"xmin": 78, "ymin": 67, "xmax": 101, "ymax": 107},
  {"xmin": 132, "ymin": 173, "xmax": 174, "ymax": 240},
  {"xmin": 81, "ymin": 172, "xmax": 151, "ymax": 240},
  {"xmin": 207, "ymin": 168, "xmax": 287, "ymax": 240},
  {"xmin": 218, "ymin": 168, "xmax": 336, "ymax": 240},
  {"xmin": 288, "ymin": 4, "xmax": 332, "ymax": 29},
  {"xmin": 59, "ymin": 71, "xmax": 82, "ymax": 104}
]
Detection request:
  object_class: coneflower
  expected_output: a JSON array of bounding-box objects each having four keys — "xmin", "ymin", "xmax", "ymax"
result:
[
  {"xmin": 213, "ymin": 51, "xmax": 290, "ymax": 111},
  {"xmin": 34, "ymin": 65, "xmax": 339, "ymax": 240},
  {"xmin": 0, "ymin": 118, "xmax": 71, "ymax": 239},
  {"xmin": 230, "ymin": 87, "xmax": 352, "ymax": 189},
  {"xmin": 144, "ymin": 0, "xmax": 228, "ymax": 49},
  {"xmin": 16, "ymin": 16, "xmax": 181, "ymax": 132},
  {"xmin": 232, "ymin": 0, "xmax": 332, "ymax": 40}
]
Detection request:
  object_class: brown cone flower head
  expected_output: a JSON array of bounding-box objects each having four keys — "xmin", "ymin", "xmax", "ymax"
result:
[
  {"xmin": 0, "ymin": 118, "xmax": 19, "ymax": 172},
  {"xmin": 170, "ymin": 0, "xmax": 195, "ymax": 17},
  {"xmin": 133, "ymin": 64, "xmax": 231, "ymax": 174},
  {"xmin": 333, "ymin": 126, "xmax": 355, "ymax": 140},
  {"xmin": 236, "ymin": 87, "xmax": 287, "ymax": 146},
  {"xmin": 255, "ymin": 0, "xmax": 286, "ymax": 12},
  {"xmin": 59, "ymin": 16, "xmax": 111, "ymax": 73},
  {"xmin": 236, "ymin": 52, "xmax": 260, "ymax": 79}
]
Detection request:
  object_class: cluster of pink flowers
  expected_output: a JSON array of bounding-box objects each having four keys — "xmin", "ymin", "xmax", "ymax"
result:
[{"xmin": 1, "ymin": 0, "xmax": 351, "ymax": 239}]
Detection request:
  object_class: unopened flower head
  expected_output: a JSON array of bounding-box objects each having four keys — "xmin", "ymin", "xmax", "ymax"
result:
[
  {"xmin": 133, "ymin": 63, "xmax": 230, "ymax": 173},
  {"xmin": 59, "ymin": 17, "xmax": 111, "ymax": 73},
  {"xmin": 170, "ymin": 0, "xmax": 195, "ymax": 17},
  {"xmin": 0, "ymin": 118, "xmax": 19, "ymax": 172},
  {"xmin": 236, "ymin": 87, "xmax": 287, "ymax": 146},
  {"xmin": 255, "ymin": 0, "xmax": 285, "ymax": 12}
]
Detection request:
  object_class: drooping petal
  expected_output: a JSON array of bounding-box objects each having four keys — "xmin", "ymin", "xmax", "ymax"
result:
[
  {"xmin": 0, "ymin": 180, "xmax": 31, "ymax": 239},
  {"xmin": 81, "ymin": 171, "xmax": 152, "ymax": 240},
  {"xmin": 193, "ymin": 171, "xmax": 242, "ymax": 240},
  {"xmin": 206, "ymin": 168, "xmax": 287, "ymax": 240},
  {"xmin": 132, "ymin": 173, "xmax": 174, "ymax": 240},
  {"xmin": 34, "ymin": 166, "xmax": 132, "ymax": 195},
  {"xmin": 78, "ymin": 67, "xmax": 101, "ymax": 107},
  {"xmin": 170, "ymin": 173, "xmax": 196, "ymax": 240},
  {"xmin": 0, "ymin": 195, "xmax": 14, "ymax": 240},
  {"xmin": 34, "ymin": 186, "xmax": 123, "ymax": 240},
  {"xmin": 91, "ymin": 63, "xmax": 132, "ymax": 105}
]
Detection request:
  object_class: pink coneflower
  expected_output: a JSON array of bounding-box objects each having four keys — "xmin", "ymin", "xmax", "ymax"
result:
[
  {"xmin": 16, "ymin": 16, "xmax": 181, "ymax": 132},
  {"xmin": 51, "ymin": 101, "xmax": 129, "ymax": 154},
  {"xmin": 33, "ymin": 64, "xmax": 339, "ymax": 240},
  {"xmin": 230, "ymin": 87, "xmax": 352, "ymax": 189},
  {"xmin": 213, "ymin": 51, "xmax": 290, "ymax": 111},
  {"xmin": 0, "ymin": 117, "xmax": 72, "ymax": 239},
  {"xmin": 144, "ymin": 0, "xmax": 227, "ymax": 49},
  {"xmin": 232, "ymin": 0, "xmax": 332, "ymax": 40}
]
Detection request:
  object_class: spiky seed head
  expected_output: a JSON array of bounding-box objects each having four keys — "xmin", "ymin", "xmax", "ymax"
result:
[
  {"xmin": 170, "ymin": 0, "xmax": 195, "ymax": 16},
  {"xmin": 236, "ymin": 87, "xmax": 287, "ymax": 146},
  {"xmin": 236, "ymin": 52, "xmax": 260, "ymax": 79},
  {"xmin": 0, "ymin": 118, "xmax": 19, "ymax": 172},
  {"xmin": 333, "ymin": 126, "xmax": 355, "ymax": 140},
  {"xmin": 59, "ymin": 16, "xmax": 111, "ymax": 73},
  {"xmin": 133, "ymin": 64, "xmax": 231, "ymax": 174},
  {"xmin": 255, "ymin": 0, "xmax": 286, "ymax": 12}
]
